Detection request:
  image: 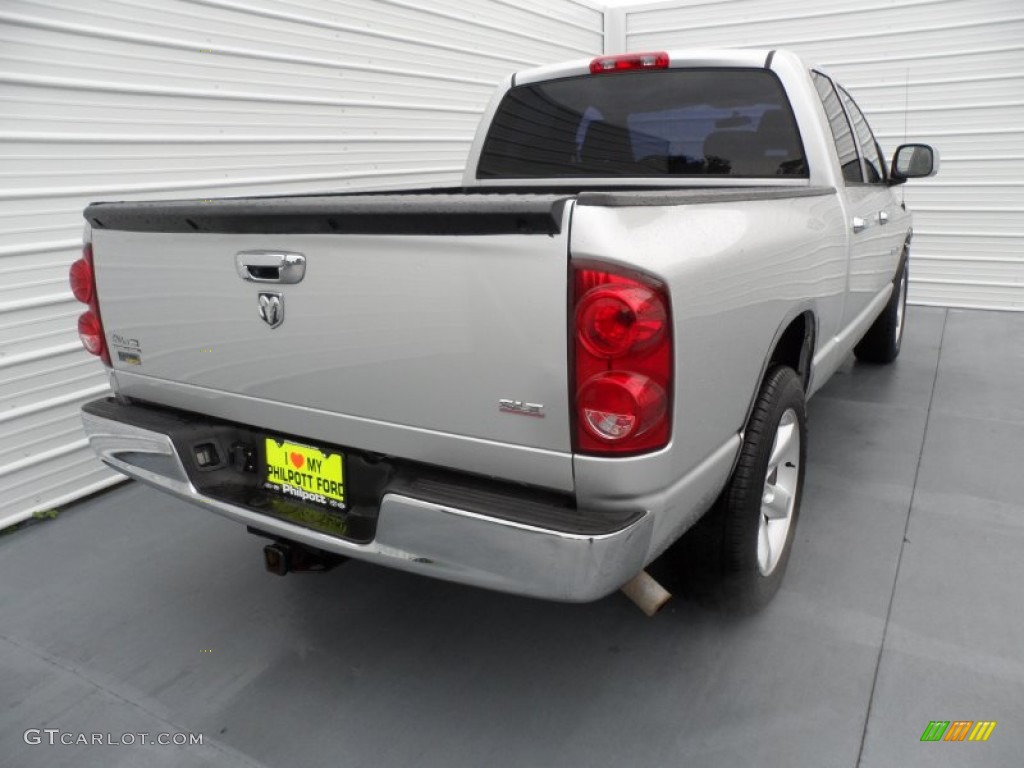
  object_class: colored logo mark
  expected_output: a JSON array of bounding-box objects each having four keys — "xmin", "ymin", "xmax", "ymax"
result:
[{"xmin": 921, "ymin": 720, "xmax": 997, "ymax": 742}]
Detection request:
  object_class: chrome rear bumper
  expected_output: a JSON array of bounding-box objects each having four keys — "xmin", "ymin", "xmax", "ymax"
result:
[{"xmin": 81, "ymin": 409, "xmax": 653, "ymax": 602}]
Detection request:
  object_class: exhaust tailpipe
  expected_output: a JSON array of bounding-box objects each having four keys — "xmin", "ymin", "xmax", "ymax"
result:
[{"xmin": 620, "ymin": 570, "xmax": 672, "ymax": 616}]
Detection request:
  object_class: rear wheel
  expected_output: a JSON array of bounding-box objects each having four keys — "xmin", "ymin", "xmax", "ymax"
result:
[
  {"xmin": 854, "ymin": 256, "xmax": 908, "ymax": 364},
  {"xmin": 673, "ymin": 366, "xmax": 807, "ymax": 612}
]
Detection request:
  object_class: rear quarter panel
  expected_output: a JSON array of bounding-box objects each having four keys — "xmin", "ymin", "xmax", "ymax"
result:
[{"xmin": 570, "ymin": 193, "xmax": 847, "ymax": 546}]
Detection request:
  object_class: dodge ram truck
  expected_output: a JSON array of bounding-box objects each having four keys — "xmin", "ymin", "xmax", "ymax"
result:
[{"xmin": 75, "ymin": 49, "xmax": 938, "ymax": 611}]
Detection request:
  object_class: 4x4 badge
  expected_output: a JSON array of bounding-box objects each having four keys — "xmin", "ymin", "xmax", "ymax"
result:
[{"xmin": 258, "ymin": 292, "xmax": 284, "ymax": 329}]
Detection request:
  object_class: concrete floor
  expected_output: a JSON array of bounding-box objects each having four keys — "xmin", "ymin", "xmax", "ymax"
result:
[{"xmin": 1, "ymin": 306, "xmax": 1022, "ymax": 768}]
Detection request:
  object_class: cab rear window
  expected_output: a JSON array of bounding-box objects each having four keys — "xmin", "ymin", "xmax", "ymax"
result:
[{"xmin": 477, "ymin": 69, "xmax": 807, "ymax": 179}]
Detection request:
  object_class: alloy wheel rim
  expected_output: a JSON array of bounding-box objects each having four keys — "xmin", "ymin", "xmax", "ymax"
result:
[{"xmin": 758, "ymin": 408, "xmax": 800, "ymax": 576}]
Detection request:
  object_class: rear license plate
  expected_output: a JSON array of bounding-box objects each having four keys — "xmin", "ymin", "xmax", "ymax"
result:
[{"xmin": 263, "ymin": 437, "xmax": 345, "ymax": 510}]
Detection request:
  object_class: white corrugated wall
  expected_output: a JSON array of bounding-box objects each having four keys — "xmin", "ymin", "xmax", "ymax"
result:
[
  {"xmin": 0, "ymin": 0, "xmax": 604, "ymax": 528},
  {"xmin": 612, "ymin": 0, "xmax": 1024, "ymax": 311}
]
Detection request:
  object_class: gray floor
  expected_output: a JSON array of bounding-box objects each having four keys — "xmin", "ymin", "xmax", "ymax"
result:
[{"xmin": 2, "ymin": 306, "xmax": 1022, "ymax": 768}]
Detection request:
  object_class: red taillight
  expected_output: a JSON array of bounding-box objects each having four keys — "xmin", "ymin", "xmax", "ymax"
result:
[
  {"xmin": 77, "ymin": 310, "xmax": 104, "ymax": 355},
  {"xmin": 576, "ymin": 284, "xmax": 666, "ymax": 358},
  {"xmin": 589, "ymin": 52, "xmax": 669, "ymax": 75},
  {"xmin": 579, "ymin": 372, "xmax": 667, "ymax": 442},
  {"xmin": 69, "ymin": 256, "xmax": 94, "ymax": 304},
  {"xmin": 69, "ymin": 233, "xmax": 110, "ymax": 365},
  {"xmin": 572, "ymin": 263, "xmax": 672, "ymax": 455}
]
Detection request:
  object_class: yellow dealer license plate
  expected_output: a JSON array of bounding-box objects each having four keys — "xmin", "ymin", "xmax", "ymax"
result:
[{"xmin": 264, "ymin": 438, "xmax": 345, "ymax": 510}]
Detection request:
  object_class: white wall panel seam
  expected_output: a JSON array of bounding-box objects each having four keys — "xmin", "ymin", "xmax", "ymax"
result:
[
  {"xmin": 0, "ymin": 344, "xmax": 83, "ymax": 371},
  {"xmin": 0, "ymin": 134, "xmax": 477, "ymax": 143},
  {"xmin": 181, "ymin": 0, "xmax": 546, "ymax": 64},
  {"xmin": 914, "ymin": 278, "xmax": 1023, "ymax": 287},
  {"xmin": 490, "ymin": 0, "xmax": 602, "ymax": 34},
  {"xmin": 869, "ymin": 102, "xmax": 1024, "ymax": 114},
  {"xmin": 365, "ymin": 0, "xmax": 596, "ymax": 53},
  {"xmin": 875, "ymin": 128, "xmax": 1021, "ymax": 137},
  {"xmin": 0, "ymin": 476, "xmax": 126, "ymax": 530},
  {"xmin": 0, "ymin": 167, "xmax": 469, "ymax": 201},
  {"xmin": 913, "ymin": 301, "xmax": 1023, "ymax": 311},
  {"xmin": 918, "ymin": 256, "xmax": 1024, "ymax": 263},
  {"xmin": 0, "ymin": 294, "xmax": 74, "ymax": 313},
  {"xmin": 915, "ymin": 206, "xmax": 1024, "ymax": 211},
  {"xmin": 0, "ymin": 240, "xmax": 80, "ymax": 257},
  {"xmin": 912, "ymin": 181, "xmax": 1022, "ymax": 187},
  {"xmin": 0, "ymin": 386, "xmax": 111, "ymax": 425},
  {"xmin": 628, "ymin": 18, "xmax": 1024, "ymax": 49},
  {"xmin": 917, "ymin": 231, "xmax": 1024, "ymax": 239},
  {"xmin": 0, "ymin": 440, "xmax": 90, "ymax": 479},
  {"xmin": 0, "ymin": 11, "xmax": 499, "ymax": 87},
  {"xmin": 625, "ymin": 0, "xmax": 964, "ymax": 35},
  {"xmin": 848, "ymin": 72, "xmax": 1024, "ymax": 89},
  {"xmin": 0, "ymin": 74, "xmax": 489, "ymax": 113},
  {"xmin": 821, "ymin": 45, "xmax": 1024, "ymax": 67}
]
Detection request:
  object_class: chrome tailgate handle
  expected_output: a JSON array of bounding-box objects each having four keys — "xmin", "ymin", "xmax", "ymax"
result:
[{"xmin": 235, "ymin": 251, "xmax": 306, "ymax": 283}]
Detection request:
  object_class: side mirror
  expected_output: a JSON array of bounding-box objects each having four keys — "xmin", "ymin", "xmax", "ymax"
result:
[{"xmin": 890, "ymin": 143, "xmax": 939, "ymax": 184}]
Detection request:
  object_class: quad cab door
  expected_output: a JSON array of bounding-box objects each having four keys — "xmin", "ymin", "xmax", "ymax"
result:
[
  {"xmin": 812, "ymin": 73, "xmax": 909, "ymax": 330},
  {"xmin": 836, "ymin": 85, "xmax": 909, "ymax": 325}
]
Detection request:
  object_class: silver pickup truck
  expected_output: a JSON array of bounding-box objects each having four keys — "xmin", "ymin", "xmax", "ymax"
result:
[{"xmin": 75, "ymin": 49, "xmax": 937, "ymax": 612}]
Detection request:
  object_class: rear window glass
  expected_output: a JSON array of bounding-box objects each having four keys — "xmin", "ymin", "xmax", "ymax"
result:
[{"xmin": 477, "ymin": 69, "xmax": 807, "ymax": 179}]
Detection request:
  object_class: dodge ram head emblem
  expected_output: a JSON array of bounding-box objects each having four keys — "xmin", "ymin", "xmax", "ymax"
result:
[{"xmin": 258, "ymin": 292, "xmax": 284, "ymax": 329}]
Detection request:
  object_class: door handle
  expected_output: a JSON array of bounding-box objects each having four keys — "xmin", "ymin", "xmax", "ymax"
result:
[
  {"xmin": 878, "ymin": 211, "xmax": 889, "ymax": 225},
  {"xmin": 235, "ymin": 251, "xmax": 306, "ymax": 284},
  {"xmin": 852, "ymin": 217, "xmax": 867, "ymax": 234}
]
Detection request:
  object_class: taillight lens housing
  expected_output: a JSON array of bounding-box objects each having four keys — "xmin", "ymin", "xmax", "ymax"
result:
[
  {"xmin": 77, "ymin": 311, "xmax": 104, "ymax": 355},
  {"xmin": 572, "ymin": 263, "xmax": 672, "ymax": 454},
  {"xmin": 69, "ymin": 231, "xmax": 110, "ymax": 366},
  {"xmin": 69, "ymin": 257, "xmax": 94, "ymax": 304}
]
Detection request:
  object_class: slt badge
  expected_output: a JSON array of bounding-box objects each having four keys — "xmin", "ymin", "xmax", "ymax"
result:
[{"xmin": 499, "ymin": 399, "xmax": 545, "ymax": 418}]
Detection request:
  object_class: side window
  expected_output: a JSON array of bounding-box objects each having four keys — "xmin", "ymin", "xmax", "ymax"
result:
[
  {"xmin": 811, "ymin": 72, "xmax": 862, "ymax": 183},
  {"xmin": 837, "ymin": 86, "xmax": 887, "ymax": 184}
]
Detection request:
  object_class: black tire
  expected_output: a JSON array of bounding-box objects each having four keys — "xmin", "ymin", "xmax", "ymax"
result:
[
  {"xmin": 854, "ymin": 255, "xmax": 908, "ymax": 364},
  {"xmin": 670, "ymin": 366, "xmax": 807, "ymax": 612}
]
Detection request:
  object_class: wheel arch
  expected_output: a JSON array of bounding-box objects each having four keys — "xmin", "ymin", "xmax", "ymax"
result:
[
  {"xmin": 900, "ymin": 230, "xmax": 912, "ymax": 274},
  {"xmin": 739, "ymin": 308, "xmax": 817, "ymax": 434}
]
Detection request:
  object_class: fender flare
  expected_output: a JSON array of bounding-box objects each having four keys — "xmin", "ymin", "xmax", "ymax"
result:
[{"xmin": 739, "ymin": 305, "xmax": 818, "ymax": 436}]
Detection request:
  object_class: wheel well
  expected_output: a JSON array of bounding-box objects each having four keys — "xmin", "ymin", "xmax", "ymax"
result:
[{"xmin": 769, "ymin": 312, "xmax": 815, "ymax": 391}]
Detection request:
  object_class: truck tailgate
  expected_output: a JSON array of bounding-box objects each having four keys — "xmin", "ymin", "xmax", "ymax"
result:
[{"xmin": 87, "ymin": 193, "xmax": 575, "ymax": 490}]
